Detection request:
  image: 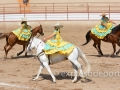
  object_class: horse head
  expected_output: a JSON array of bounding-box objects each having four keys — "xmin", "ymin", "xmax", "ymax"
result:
[
  {"xmin": 38, "ymin": 24, "xmax": 44, "ymax": 36},
  {"xmin": 27, "ymin": 37, "xmax": 44, "ymax": 53},
  {"xmin": 31, "ymin": 25, "xmax": 44, "ymax": 37}
]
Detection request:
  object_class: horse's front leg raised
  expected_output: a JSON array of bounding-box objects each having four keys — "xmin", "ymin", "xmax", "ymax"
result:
[
  {"xmin": 17, "ymin": 45, "xmax": 26, "ymax": 56},
  {"xmin": 33, "ymin": 64, "xmax": 44, "ymax": 81}
]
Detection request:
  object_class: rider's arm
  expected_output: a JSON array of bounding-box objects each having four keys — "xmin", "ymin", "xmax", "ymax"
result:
[
  {"xmin": 27, "ymin": 25, "xmax": 33, "ymax": 31},
  {"xmin": 44, "ymin": 33, "xmax": 56, "ymax": 42},
  {"xmin": 109, "ymin": 20, "xmax": 116, "ymax": 24},
  {"xmin": 106, "ymin": 17, "xmax": 116, "ymax": 24}
]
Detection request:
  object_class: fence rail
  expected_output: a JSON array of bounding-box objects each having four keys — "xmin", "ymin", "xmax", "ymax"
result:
[{"xmin": 0, "ymin": 2, "xmax": 120, "ymax": 21}]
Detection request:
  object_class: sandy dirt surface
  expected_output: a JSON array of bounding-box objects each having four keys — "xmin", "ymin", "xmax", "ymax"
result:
[{"xmin": 0, "ymin": 22, "xmax": 120, "ymax": 90}]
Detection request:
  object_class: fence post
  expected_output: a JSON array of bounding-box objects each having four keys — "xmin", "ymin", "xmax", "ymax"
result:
[
  {"xmin": 109, "ymin": 5, "xmax": 110, "ymax": 19},
  {"xmin": 24, "ymin": 6, "xmax": 25, "ymax": 17},
  {"xmin": 3, "ymin": 7, "xmax": 5, "ymax": 21},
  {"xmin": 45, "ymin": 6, "xmax": 47, "ymax": 20},
  {"xmin": 87, "ymin": 3, "xmax": 89, "ymax": 20},
  {"xmin": 53, "ymin": 3, "xmax": 54, "ymax": 12},
  {"xmin": 67, "ymin": 6, "xmax": 68, "ymax": 20},
  {"xmin": 20, "ymin": 4, "xmax": 21, "ymax": 13}
]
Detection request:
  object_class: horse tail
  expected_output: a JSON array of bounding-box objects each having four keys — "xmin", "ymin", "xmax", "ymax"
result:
[
  {"xmin": 76, "ymin": 47, "xmax": 91, "ymax": 74},
  {"xmin": 0, "ymin": 33, "xmax": 9, "ymax": 39},
  {"xmin": 82, "ymin": 30, "xmax": 91, "ymax": 46}
]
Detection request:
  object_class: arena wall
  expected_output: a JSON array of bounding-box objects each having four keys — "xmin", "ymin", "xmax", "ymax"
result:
[
  {"xmin": 0, "ymin": 0, "xmax": 120, "ymax": 3},
  {"xmin": 0, "ymin": 21, "xmax": 119, "ymax": 33},
  {"xmin": 0, "ymin": 0, "xmax": 120, "ymax": 32}
]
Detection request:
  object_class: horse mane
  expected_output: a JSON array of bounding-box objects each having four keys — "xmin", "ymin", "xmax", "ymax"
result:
[
  {"xmin": 111, "ymin": 24, "xmax": 120, "ymax": 34},
  {"xmin": 31, "ymin": 26, "xmax": 39, "ymax": 32},
  {"xmin": 31, "ymin": 26, "xmax": 40, "ymax": 36}
]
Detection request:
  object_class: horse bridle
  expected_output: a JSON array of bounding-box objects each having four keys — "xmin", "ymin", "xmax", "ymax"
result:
[{"xmin": 28, "ymin": 37, "xmax": 44, "ymax": 57}]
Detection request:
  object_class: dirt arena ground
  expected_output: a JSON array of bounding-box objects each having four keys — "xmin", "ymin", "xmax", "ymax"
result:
[{"xmin": 0, "ymin": 21, "xmax": 120, "ymax": 90}]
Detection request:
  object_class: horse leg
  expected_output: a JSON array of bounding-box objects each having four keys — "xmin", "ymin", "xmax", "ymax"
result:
[
  {"xmin": 33, "ymin": 64, "xmax": 44, "ymax": 81},
  {"xmin": 70, "ymin": 59, "xmax": 84, "ymax": 83},
  {"xmin": 4, "ymin": 45, "xmax": 13, "ymax": 59},
  {"xmin": 17, "ymin": 45, "xmax": 25, "ymax": 56},
  {"xmin": 116, "ymin": 49, "xmax": 120, "ymax": 55},
  {"xmin": 93, "ymin": 42, "xmax": 99, "ymax": 54},
  {"xmin": 4, "ymin": 44, "xmax": 9, "ymax": 59},
  {"xmin": 116, "ymin": 43, "xmax": 120, "ymax": 55},
  {"xmin": 42, "ymin": 62, "xmax": 56, "ymax": 83},
  {"xmin": 71, "ymin": 62, "xmax": 78, "ymax": 83},
  {"xmin": 4, "ymin": 37, "xmax": 9, "ymax": 59},
  {"xmin": 93, "ymin": 41, "xmax": 103, "ymax": 55},
  {"xmin": 97, "ymin": 40, "xmax": 103, "ymax": 55},
  {"xmin": 110, "ymin": 43, "xmax": 116, "ymax": 57}
]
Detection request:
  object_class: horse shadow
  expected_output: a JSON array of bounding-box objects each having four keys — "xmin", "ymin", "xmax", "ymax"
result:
[
  {"xmin": 0, "ymin": 55, "xmax": 37, "ymax": 60},
  {"xmin": 32, "ymin": 73, "xmax": 92, "ymax": 83},
  {"xmin": 11, "ymin": 55, "xmax": 37, "ymax": 59}
]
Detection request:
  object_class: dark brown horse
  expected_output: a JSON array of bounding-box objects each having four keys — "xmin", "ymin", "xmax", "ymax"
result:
[
  {"xmin": 82, "ymin": 24, "xmax": 120, "ymax": 57},
  {"xmin": 0, "ymin": 24, "xmax": 44, "ymax": 59}
]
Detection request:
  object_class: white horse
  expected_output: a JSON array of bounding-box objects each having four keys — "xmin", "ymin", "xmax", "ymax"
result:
[{"xmin": 27, "ymin": 37, "xmax": 91, "ymax": 83}]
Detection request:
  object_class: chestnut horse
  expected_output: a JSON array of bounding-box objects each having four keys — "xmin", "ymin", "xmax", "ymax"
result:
[
  {"xmin": 0, "ymin": 25, "xmax": 44, "ymax": 59},
  {"xmin": 82, "ymin": 24, "xmax": 120, "ymax": 57}
]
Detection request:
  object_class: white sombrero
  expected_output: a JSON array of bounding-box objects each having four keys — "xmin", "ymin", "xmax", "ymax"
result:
[
  {"xmin": 100, "ymin": 12, "xmax": 108, "ymax": 16},
  {"xmin": 21, "ymin": 17, "xmax": 27, "ymax": 22},
  {"xmin": 52, "ymin": 22, "xmax": 63, "ymax": 28}
]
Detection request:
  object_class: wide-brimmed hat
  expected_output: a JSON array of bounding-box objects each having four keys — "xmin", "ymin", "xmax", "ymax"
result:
[
  {"xmin": 21, "ymin": 17, "xmax": 27, "ymax": 22},
  {"xmin": 100, "ymin": 12, "xmax": 108, "ymax": 16},
  {"xmin": 52, "ymin": 22, "xmax": 63, "ymax": 28}
]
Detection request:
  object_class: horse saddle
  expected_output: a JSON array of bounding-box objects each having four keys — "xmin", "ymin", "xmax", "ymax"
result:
[{"xmin": 12, "ymin": 28, "xmax": 31, "ymax": 41}]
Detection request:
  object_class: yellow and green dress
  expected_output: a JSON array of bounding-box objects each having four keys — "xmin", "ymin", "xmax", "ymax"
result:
[
  {"xmin": 44, "ymin": 29, "xmax": 74, "ymax": 55},
  {"xmin": 12, "ymin": 25, "xmax": 31, "ymax": 41},
  {"xmin": 91, "ymin": 17, "xmax": 114, "ymax": 39}
]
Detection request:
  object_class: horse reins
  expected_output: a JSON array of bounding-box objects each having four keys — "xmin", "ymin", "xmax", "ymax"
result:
[{"xmin": 37, "ymin": 41, "xmax": 42, "ymax": 48}]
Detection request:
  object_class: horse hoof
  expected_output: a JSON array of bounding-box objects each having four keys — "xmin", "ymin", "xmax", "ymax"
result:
[
  {"xmin": 3, "ymin": 57, "xmax": 7, "ymax": 60},
  {"xmin": 11, "ymin": 55, "xmax": 14, "ymax": 59},
  {"xmin": 32, "ymin": 78, "xmax": 37, "ymax": 81},
  {"xmin": 109, "ymin": 55, "xmax": 115, "ymax": 58},
  {"xmin": 116, "ymin": 52, "xmax": 119, "ymax": 55},
  {"xmin": 17, "ymin": 53, "xmax": 19, "ymax": 56},
  {"xmin": 72, "ymin": 80, "xmax": 76, "ymax": 83},
  {"xmin": 53, "ymin": 80, "xmax": 56, "ymax": 83}
]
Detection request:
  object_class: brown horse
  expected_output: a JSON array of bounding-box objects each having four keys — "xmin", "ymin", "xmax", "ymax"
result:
[
  {"xmin": 0, "ymin": 24, "xmax": 44, "ymax": 59},
  {"xmin": 82, "ymin": 24, "xmax": 120, "ymax": 57}
]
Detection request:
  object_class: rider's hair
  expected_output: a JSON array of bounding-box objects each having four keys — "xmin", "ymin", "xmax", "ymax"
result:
[{"xmin": 21, "ymin": 21, "xmax": 27, "ymax": 25}]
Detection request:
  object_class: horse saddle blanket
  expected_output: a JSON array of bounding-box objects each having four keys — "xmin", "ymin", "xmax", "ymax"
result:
[
  {"xmin": 91, "ymin": 23, "xmax": 114, "ymax": 39},
  {"xmin": 12, "ymin": 27, "xmax": 31, "ymax": 41}
]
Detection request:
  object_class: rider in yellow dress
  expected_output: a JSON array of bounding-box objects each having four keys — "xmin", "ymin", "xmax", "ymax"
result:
[
  {"xmin": 44, "ymin": 23, "xmax": 74, "ymax": 55},
  {"xmin": 12, "ymin": 17, "xmax": 32, "ymax": 41},
  {"xmin": 91, "ymin": 12, "xmax": 116, "ymax": 39}
]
